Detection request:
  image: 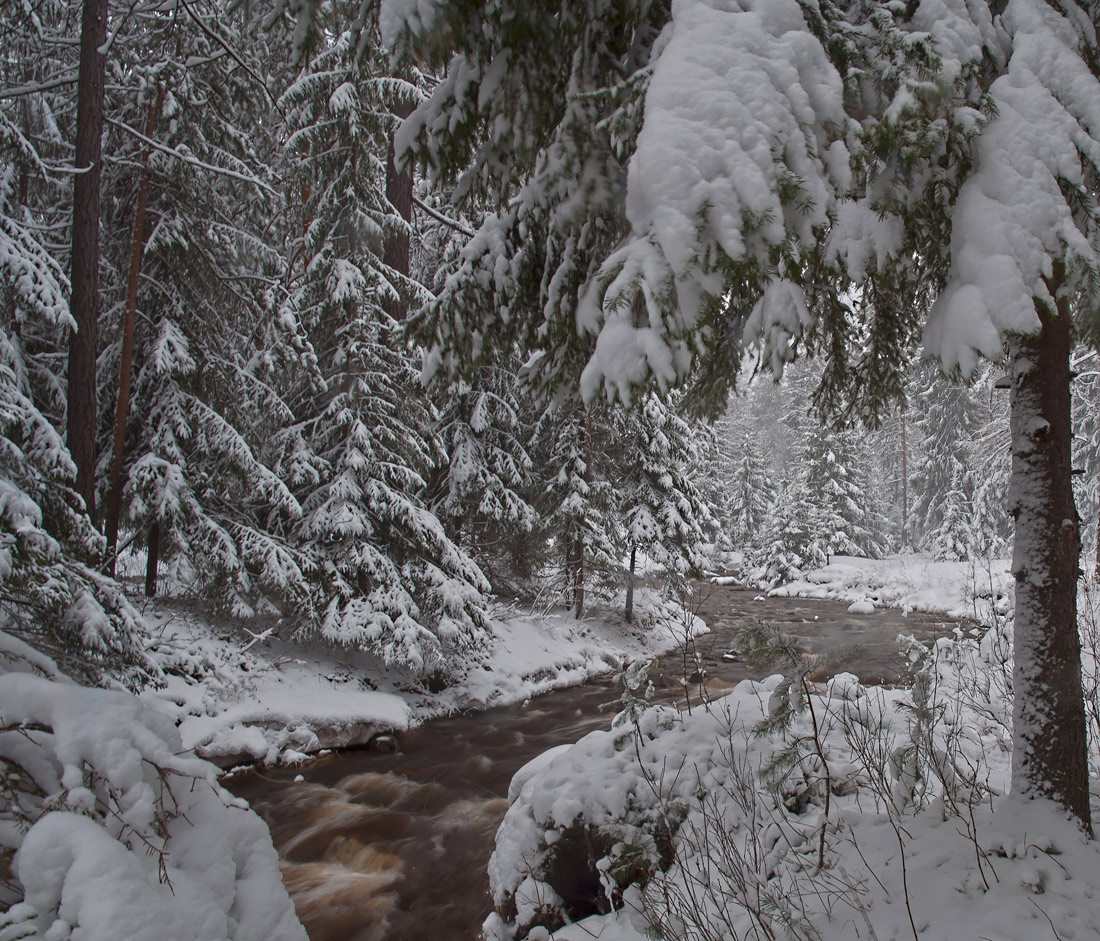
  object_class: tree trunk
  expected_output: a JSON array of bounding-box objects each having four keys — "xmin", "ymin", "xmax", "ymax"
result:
[
  {"xmin": 145, "ymin": 522, "xmax": 160, "ymax": 597},
  {"xmin": 574, "ymin": 412, "xmax": 593, "ymax": 619},
  {"xmin": 104, "ymin": 89, "xmax": 163, "ymax": 573},
  {"xmin": 625, "ymin": 544, "xmax": 637, "ymax": 623},
  {"xmin": 574, "ymin": 543, "xmax": 585, "ymax": 617},
  {"xmin": 1007, "ymin": 276, "xmax": 1090, "ymax": 831},
  {"xmin": 899, "ymin": 406, "xmax": 909, "ymax": 548},
  {"xmin": 382, "ymin": 99, "xmax": 415, "ymax": 322},
  {"xmin": 67, "ymin": 0, "xmax": 109, "ymax": 519}
]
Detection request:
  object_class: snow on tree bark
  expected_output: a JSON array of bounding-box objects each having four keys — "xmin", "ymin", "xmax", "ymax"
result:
[{"xmin": 1007, "ymin": 282, "xmax": 1090, "ymax": 830}]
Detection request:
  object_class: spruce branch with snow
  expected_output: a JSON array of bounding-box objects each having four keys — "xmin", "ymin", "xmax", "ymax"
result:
[{"xmin": 390, "ymin": 0, "xmax": 1100, "ymax": 829}]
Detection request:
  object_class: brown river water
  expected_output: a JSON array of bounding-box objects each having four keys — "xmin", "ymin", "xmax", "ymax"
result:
[{"xmin": 227, "ymin": 587, "xmax": 974, "ymax": 941}]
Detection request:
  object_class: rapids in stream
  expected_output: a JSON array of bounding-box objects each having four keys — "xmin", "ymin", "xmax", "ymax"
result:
[{"xmin": 228, "ymin": 588, "xmax": 975, "ymax": 941}]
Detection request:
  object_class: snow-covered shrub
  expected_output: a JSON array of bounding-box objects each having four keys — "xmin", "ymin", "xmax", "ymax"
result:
[
  {"xmin": 487, "ymin": 698, "xmax": 693, "ymax": 937},
  {"xmin": 491, "ymin": 612, "xmax": 1100, "ymax": 941},
  {"xmin": 0, "ymin": 640, "xmax": 306, "ymax": 941}
]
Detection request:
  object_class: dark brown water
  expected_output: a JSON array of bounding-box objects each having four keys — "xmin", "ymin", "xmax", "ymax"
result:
[{"xmin": 228, "ymin": 588, "xmax": 972, "ymax": 941}]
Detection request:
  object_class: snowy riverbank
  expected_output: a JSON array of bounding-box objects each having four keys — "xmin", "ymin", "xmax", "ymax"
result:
[
  {"xmin": 0, "ymin": 587, "xmax": 704, "ymax": 939},
  {"xmin": 139, "ymin": 553, "xmax": 1009, "ymax": 771},
  {"xmin": 484, "ymin": 557, "xmax": 1100, "ymax": 941},
  {"xmin": 139, "ymin": 590, "xmax": 707, "ymax": 769},
  {"xmin": 769, "ymin": 552, "xmax": 1014, "ymax": 621},
  {"xmin": 0, "ymin": 552, "xmax": 1020, "ymax": 941}
]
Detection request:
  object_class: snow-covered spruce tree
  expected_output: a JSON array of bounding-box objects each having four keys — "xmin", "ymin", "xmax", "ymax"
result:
[
  {"xmin": 1071, "ymin": 348, "xmax": 1100, "ymax": 577},
  {"xmin": 0, "ymin": 0, "xmax": 152, "ymax": 682},
  {"xmin": 799, "ymin": 413, "xmax": 889, "ymax": 564},
  {"xmin": 275, "ymin": 6, "xmax": 490, "ymax": 673},
  {"xmin": 426, "ymin": 362, "xmax": 540, "ymax": 595},
  {"xmin": 90, "ymin": 7, "xmax": 311, "ymax": 610},
  {"xmin": 850, "ymin": 2, "xmax": 1100, "ymax": 825},
  {"xmin": 909, "ymin": 369, "xmax": 984, "ymax": 546},
  {"xmin": 726, "ymin": 433, "xmax": 778, "ymax": 557},
  {"xmin": 0, "ymin": 0, "xmax": 74, "ymax": 430},
  {"xmin": 909, "ymin": 366, "xmax": 1012, "ymax": 559},
  {"xmin": 755, "ymin": 402, "xmax": 887, "ymax": 581},
  {"xmin": 532, "ymin": 401, "xmax": 623, "ymax": 617},
  {"xmin": 412, "ymin": 175, "xmax": 544, "ymax": 593},
  {"xmin": 967, "ymin": 371, "xmax": 1014, "ymax": 557},
  {"xmin": 391, "ymin": 0, "xmax": 1100, "ymax": 827},
  {"xmin": 614, "ymin": 393, "xmax": 716, "ymax": 620},
  {"xmin": 0, "ymin": 316, "xmax": 149, "ymax": 684},
  {"xmin": 863, "ymin": 401, "xmax": 912, "ymax": 548},
  {"xmin": 388, "ymin": 0, "xmax": 668, "ymax": 403},
  {"xmin": 928, "ymin": 458, "xmax": 979, "ymax": 562},
  {"xmin": 760, "ymin": 477, "xmax": 819, "ymax": 587}
]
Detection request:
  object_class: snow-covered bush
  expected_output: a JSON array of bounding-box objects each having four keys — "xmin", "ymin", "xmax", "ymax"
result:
[
  {"xmin": 489, "ymin": 613, "xmax": 1100, "ymax": 941},
  {"xmin": 0, "ymin": 636, "xmax": 306, "ymax": 941}
]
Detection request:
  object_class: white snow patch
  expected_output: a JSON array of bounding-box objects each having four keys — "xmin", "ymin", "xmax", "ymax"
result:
[{"xmin": 770, "ymin": 552, "xmax": 1013, "ymax": 620}]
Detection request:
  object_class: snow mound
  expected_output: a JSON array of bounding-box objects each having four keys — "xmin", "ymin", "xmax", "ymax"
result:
[
  {"xmin": 847, "ymin": 599, "xmax": 875, "ymax": 614},
  {"xmin": 771, "ymin": 553, "xmax": 1012, "ymax": 621},
  {"xmin": 0, "ymin": 669, "xmax": 306, "ymax": 940}
]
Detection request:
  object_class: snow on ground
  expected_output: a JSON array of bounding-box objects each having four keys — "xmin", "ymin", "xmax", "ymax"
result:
[
  {"xmin": 140, "ymin": 552, "xmax": 1002, "ymax": 772},
  {"xmin": 140, "ymin": 589, "xmax": 706, "ymax": 769},
  {"xmin": 488, "ymin": 626, "xmax": 1100, "ymax": 941},
  {"xmin": 0, "ymin": 637, "xmax": 307, "ymax": 941},
  {"xmin": 477, "ymin": 554, "xmax": 1100, "ymax": 940},
  {"xmin": 1, "ymin": 553, "xmax": 1024, "ymax": 940},
  {"xmin": 766, "ymin": 552, "xmax": 1014, "ymax": 620}
]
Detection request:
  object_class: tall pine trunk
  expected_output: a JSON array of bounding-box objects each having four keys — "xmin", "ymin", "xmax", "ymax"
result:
[
  {"xmin": 67, "ymin": 0, "xmax": 109, "ymax": 519},
  {"xmin": 573, "ymin": 413, "xmax": 593, "ymax": 619},
  {"xmin": 382, "ymin": 99, "xmax": 415, "ymax": 322},
  {"xmin": 1007, "ymin": 273, "xmax": 1090, "ymax": 831},
  {"xmin": 104, "ymin": 89, "xmax": 162, "ymax": 573}
]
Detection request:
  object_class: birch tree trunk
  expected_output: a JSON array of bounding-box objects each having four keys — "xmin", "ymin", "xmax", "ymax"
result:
[{"xmin": 1007, "ymin": 272, "xmax": 1091, "ymax": 831}]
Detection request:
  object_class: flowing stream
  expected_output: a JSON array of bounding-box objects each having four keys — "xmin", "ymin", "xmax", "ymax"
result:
[{"xmin": 228, "ymin": 588, "xmax": 975, "ymax": 941}]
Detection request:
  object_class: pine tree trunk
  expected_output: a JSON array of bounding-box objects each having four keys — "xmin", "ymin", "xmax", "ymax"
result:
[
  {"xmin": 67, "ymin": 0, "xmax": 109, "ymax": 519},
  {"xmin": 382, "ymin": 99, "xmax": 415, "ymax": 322},
  {"xmin": 145, "ymin": 522, "xmax": 160, "ymax": 597},
  {"xmin": 625, "ymin": 544, "xmax": 637, "ymax": 622},
  {"xmin": 1007, "ymin": 276, "xmax": 1090, "ymax": 831},
  {"xmin": 104, "ymin": 89, "xmax": 162, "ymax": 573}
]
